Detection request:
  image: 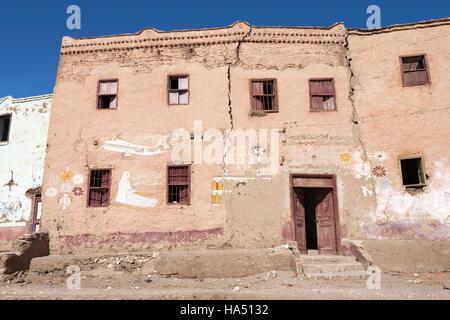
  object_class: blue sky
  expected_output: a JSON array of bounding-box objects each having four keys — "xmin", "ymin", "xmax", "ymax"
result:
[{"xmin": 0, "ymin": 0, "xmax": 448, "ymax": 98}]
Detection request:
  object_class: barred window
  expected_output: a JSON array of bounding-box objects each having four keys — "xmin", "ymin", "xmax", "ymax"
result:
[
  {"xmin": 88, "ymin": 169, "xmax": 112, "ymax": 207},
  {"xmin": 167, "ymin": 165, "xmax": 190, "ymax": 205},
  {"xmin": 250, "ymin": 79, "xmax": 278, "ymax": 112}
]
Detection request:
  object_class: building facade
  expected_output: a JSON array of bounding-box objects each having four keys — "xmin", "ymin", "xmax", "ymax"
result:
[
  {"xmin": 0, "ymin": 94, "xmax": 52, "ymax": 242},
  {"xmin": 41, "ymin": 18, "xmax": 449, "ymax": 265}
]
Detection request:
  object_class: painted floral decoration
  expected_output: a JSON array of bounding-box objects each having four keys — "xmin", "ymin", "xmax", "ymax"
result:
[
  {"xmin": 45, "ymin": 187, "xmax": 58, "ymax": 198},
  {"xmin": 72, "ymin": 186, "xmax": 84, "ymax": 196},
  {"xmin": 340, "ymin": 153, "xmax": 352, "ymax": 163},
  {"xmin": 72, "ymin": 174, "xmax": 84, "ymax": 185},
  {"xmin": 372, "ymin": 165, "xmax": 386, "ymax": 177},
  {"xmin": 61, "ymin": 170, "xmax": 74, "ymax": 182}
]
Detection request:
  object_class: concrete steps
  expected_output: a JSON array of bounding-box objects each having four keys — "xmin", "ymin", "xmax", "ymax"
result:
[{"xmin": 300, "ymin": 254, "xmax": 369, "ymax": 280}]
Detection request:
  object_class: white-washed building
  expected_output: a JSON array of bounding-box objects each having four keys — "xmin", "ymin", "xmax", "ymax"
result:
[{"xmin": 0, "ymin": 94, "xmax": 52, "ymax": 242}]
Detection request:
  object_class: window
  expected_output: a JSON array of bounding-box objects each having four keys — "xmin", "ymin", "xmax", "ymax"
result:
[
  {"xmin": 168, "ymin": 75, "xmax": 189, "ymax": 105},
  {"xmin": 400, "ymin": 55, "xmax": 430, "ymax": 87},
  {"xmin": 400, "ymin": 157, "xmax": 426, "ymax": 188},
  {"xmin": 0, "ymin": 114, "xmax": 11, "ymax": 142},
  {"xmin": 309, "ymin": 79, "xmax": 336, "ymax": 111},
  {"xmin": 32, "ymin": 194, "xmax": 42, "ymax": 233},
  {"xmin": 167, "ymin": 165, "xmax": 190, "ymax": 205},
  {"xmin": 88, "ymin": 169, "xmax": 112, "ymax": 207},
  {"xmin": 97, "ymin": 80, "xmax": 118, "ymax": 109},
  {"xmin": 250, "ymin": 79, "xmax": 278, "ymax": 112}
]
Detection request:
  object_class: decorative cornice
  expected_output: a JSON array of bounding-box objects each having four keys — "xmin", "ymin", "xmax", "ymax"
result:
[
  {"xmin": 61, "ymin": 21, "xmax": 251, "ymax": 55},
  {"xmin": 0, "ymin": 94, "xmax": 52, "ymax": 105},
  {"xmin": 348, "ymin": 17, "xmax": 450, "ymax": 35},
  {"xmin": 245, "ymin": 23, "xmax": 346, "ymax": 44},
  {"xmin": 59, "ymin": 18, "xmax": 450, "ymax": 56}
]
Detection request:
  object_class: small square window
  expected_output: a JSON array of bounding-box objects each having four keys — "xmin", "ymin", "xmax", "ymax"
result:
[
  {"xmin": 400, "ymin": 157, "xmax": 426, "ymax": 188},
  {"xmin": 168, "ymin": 75, "xmax": 189, "ymax": 105},
  {"xmin": 88, "ymin": 169, "xmax": 112, "ymax": 207},
  {"xmin": 0, "ymin": 114, "xmax": 11, "ymax": 142},
  {"xmin": 250, "ymin": 79, "xmax": 278, "ymax": 112},
  {"xmin": 167, "ymin": 165, "xmax": 190, "ymax": 205},
  {"xmin": 400, "ymin": 55, "xmax": 430, "ymax": 87},
  {"xmin": 309, "ymin": 79, "xmax": 336, "ymax": 112},
  {"xmin": 97, "ymin": 80, "xmax": 118, "ymax": 109}
]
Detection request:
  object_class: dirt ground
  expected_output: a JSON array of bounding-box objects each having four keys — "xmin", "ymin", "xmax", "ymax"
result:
[{"xmin": 0, "ymin": 269, "xmax": 449, "ymax": 300}]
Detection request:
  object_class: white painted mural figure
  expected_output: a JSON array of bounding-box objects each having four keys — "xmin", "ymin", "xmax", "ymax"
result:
[{"xmin": 116, "ymin": 171, "xmax": 158, "ymax": 209}]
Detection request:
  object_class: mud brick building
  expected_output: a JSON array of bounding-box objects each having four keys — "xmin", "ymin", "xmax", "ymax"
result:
[
  {"xmin": 0, "ymin": 94, "xmax": 52, "ymax": 242},
  {"xmin": 41, "ymin": 18, "xmax": 449, "ymax": 271}
]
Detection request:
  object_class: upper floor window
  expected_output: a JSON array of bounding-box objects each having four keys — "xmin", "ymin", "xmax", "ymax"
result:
[
  {"xmin": 97, "ymin": 80, "xmax": 118, "ymax": 109},
  {"xmin": 400, "ymin": 55, "xmax": 430, "ymax": 87},
  {"xmin": 168, "ymin": 75, "xmax": 189, "ymax": 105},
  {"xmin": 167, "ymin": 165, "xmax": 190, "ymax": 205},
  {"xmin": 250, "ymin": 79, "xmax": 278, "ymax": 112},
  {"xmin": 309, "ymin": 79, "xmax": 336, "ymax": 112},
  {"xmin": 0, "ymin": 114, "xmax": 11, "ymax": 143},
  {"xmin": 88, "ymin": 169, "xmax": 112, "ymax": 207},
  {"xmin": 400, "ymin": 156, "xmax": 426, "ymax": 188}
]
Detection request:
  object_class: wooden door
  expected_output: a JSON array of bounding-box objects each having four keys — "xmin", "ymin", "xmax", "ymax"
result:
[
  {"xmin": 315, "ymin": 189, "xmax": 337, "ymax": 254},
  {"xmin": 293, "ymin": 189, "xmax": 307, "ymax": 253}
]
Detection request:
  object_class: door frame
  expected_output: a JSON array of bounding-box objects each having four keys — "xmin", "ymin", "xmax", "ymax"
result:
[
  {"xmin": 289, "ymin": 173, "xmax": 341, "ymax": 254},
  {"xmin": 31, "ymin": 193, "xmax": 42, "ymax": 233}
]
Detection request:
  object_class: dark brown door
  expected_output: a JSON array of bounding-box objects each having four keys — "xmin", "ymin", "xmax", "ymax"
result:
[
  {"xmin": 315, "ymin": 189, "xmax": 337, "ymax": 254},
  {"xmin": 293, "ymin": 189, "xmax": 307, "ymax": 253}
]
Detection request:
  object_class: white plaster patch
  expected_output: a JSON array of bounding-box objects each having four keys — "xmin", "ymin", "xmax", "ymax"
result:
[
  {"xmin": 362, "ymin": 159, "xmax": 450, "ymax": 229},
  {"xmin": 361, "ymin": 185, "xmax": 373, "ymax": 197},
  {"xmin": 102, "ymin": 137, "xmax": 169, "ymax": 157},
  {"xmin": 351, "ymin": 150, "xmax": 372, "ymax": 179},
  {"xmin": 0, "ymin": 221, "xmax": 26, "ymax": 228}
]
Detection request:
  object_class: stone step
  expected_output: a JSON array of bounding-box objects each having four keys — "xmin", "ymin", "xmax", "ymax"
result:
[
  {"xmin": 302, "ymin": 262, "xmax": 366, "ymax": 274},
  {"xmin": 305, "ymin": 271, "xmax": 370, "ymax": 280},
  {"xmin": 0, "ymin": 242, "xmax": 12, "ymax": 253},
  {"xmin": 299, "ymin": 255, "xmax": 357, "ymax": 264}
]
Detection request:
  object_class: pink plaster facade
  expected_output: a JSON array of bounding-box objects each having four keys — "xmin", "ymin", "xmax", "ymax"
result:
[{"xmin": 41, "ymin": 19, "xmax": 450, "ymax": 255}]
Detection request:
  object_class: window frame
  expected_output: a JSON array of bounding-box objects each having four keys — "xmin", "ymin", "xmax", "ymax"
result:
[
  {"xmin": 97, "ymin": 79, "xmax": 119, "ymax": 110},
  {"xmin": 167, "ymin": 74, "xmax": 190, "ymax": 105},
  {"xmin": 308, "ymin": 78, "xmax": 337, "ymax": 112},
  {"xmin": 399, "ymin": 54, "xmax": 431, "ymax": 87},
  {"xmin": 87, "ymin": 169, "xmax": 112, "ymax": 208},
  {"xmin": 166, "ymin": 164, "xmax": 191, "ymax": 205},
  {"xmin": 249, "ymin": 78, "xmax": 279, "ymax": 113},
  {"xmin": 0, "ymin": 113, "xmax": 12, "ymax": 143},
  {"xmin": 399, "ymin": 155, "xmax": 427, "ymax": 188}
]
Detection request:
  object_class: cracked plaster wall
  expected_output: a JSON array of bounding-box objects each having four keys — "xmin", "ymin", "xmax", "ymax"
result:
[
  {"xmin": 42, "ymin": 20, "xmax": 449, "ymax": 254},
  {"xmin": 0, "ymin": 95, "xmax": 52, "ymax": 241}
]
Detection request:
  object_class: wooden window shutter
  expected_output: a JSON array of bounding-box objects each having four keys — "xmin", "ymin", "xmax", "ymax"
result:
[
  {"xmin": 400, "ymin": 55, "xmax": 430, "ymax": 87},
  {"xmin": 309, "ymin": 79, "xmax": 336, "ymax": 112}
]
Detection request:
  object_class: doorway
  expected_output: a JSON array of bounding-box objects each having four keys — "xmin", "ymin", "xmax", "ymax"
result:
[{"xmin": 291, "ymin": 175, "xmax": 339, "ymax": 255}]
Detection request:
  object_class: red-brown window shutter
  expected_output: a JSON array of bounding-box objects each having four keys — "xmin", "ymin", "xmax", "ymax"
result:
[
  {"xmin": 250, "ymin": 79, "xmax": 278, "ymax": 112},
  {"xmin": 309, "ymin": 79, "xmax": 336, "ymax": 112},
  {"xmin": 167, "ymin": 165, "xmax": 191, "ymax": 205}
]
